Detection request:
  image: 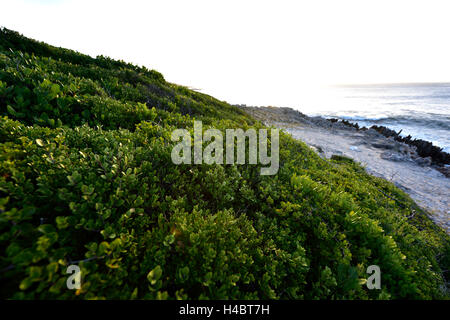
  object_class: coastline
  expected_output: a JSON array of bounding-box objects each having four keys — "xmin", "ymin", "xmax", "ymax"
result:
[{"xmin": 239, "ymin": 105, "xmax": 450, "ymax": 233}]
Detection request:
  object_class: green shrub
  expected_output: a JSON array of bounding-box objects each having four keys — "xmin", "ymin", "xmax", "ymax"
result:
[{"xmin": 0, "ymin": 28, "xmax": 448, "ymax": 300}]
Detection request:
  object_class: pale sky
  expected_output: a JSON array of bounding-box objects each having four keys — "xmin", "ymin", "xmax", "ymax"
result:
[{"xmin": 1, "ymin": 0, "xmax": 450, "ymax": 107}]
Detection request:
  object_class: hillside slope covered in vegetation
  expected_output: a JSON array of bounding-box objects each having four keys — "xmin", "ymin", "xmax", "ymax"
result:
[{"xmin": 0, "ymin": 28, "xmax": 449, "ymax": 299}]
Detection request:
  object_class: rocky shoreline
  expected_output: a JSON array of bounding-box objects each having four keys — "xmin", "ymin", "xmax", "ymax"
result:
[
  {"xmin": 238, "ymin": 105, "xmax": 450, "ymax": 233},
  {"xmin": 327, "ymin": 119, "xmax": 450, "ymax": 177},
  {"xmin": 239, "ymin": 105, "xmax": 450, "ymax": 177}
]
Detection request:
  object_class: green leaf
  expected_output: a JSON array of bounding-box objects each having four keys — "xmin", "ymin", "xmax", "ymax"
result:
[
  {"xmin": 177, "ymin": 266, "xmax": 189, "ymax": 282},
  {"xmin": 7, "ymin": 105, "xmax": 17, "ymax": 116},
  {"xmin": 50, "ymin": 83, "xmax": 60, "ymax": 98},
  {"xmin": 55, "ymin": 216, "xmax": 69, "ymax": 229},
  {"xmin": 38, "ymin": 224, "xmax": 56, "ymax": 234},
  {"xmin": 35, "ymin": 139, "xmax": 44, "ymax": 147},
  {"xmin": 130, "ymin": 287, "xmax": 138, "ymax": 300},
  {"xmin": 163, "ymin": 234, "xmax": 175, "ymax": 247},
  {"xmin": 19, "ymin": 277, "xmax": 33, "ymax": 291},
  {"xmin": 98, "ymin": 241, "xmax": 110, "ymax": 255},
  {"xmin": 147, "ymin": 265, "xmax": 162, "ymax": 285}
]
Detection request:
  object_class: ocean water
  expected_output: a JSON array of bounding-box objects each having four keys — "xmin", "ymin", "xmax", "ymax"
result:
[{"xmin": 296, "ymin": 83, "xmax": 450, "ymax": 153}]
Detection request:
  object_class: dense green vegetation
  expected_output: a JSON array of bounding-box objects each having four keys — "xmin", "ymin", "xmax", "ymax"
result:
[{"xmin": 0, "ymin": 28, "xmax": 449, "ymax": 300}]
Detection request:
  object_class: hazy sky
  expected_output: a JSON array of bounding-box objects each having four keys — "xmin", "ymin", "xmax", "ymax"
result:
[{"xmin": 2, "ymin": 0, "xmax": 450, "ymax": 107}]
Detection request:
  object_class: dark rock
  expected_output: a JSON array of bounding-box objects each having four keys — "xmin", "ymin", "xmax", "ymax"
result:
[
  {"xmin": 436, "ymin": 166, "xmax": 450, "ymax": 178},
  {"xmin": 372, "ymin": 143, "xmax": 394, "ymax": 150},
  {"xmin": 370, "ymin": 125, "xmax": 450, "ymax": 166}
]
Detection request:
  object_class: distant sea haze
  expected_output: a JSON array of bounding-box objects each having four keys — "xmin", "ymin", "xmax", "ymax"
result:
[{"xmin": 297, "ymin": 83, "xmax": 450, "ymax": 153}]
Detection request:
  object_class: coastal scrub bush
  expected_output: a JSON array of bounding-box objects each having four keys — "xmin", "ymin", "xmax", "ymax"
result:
[{"xmin": 0, "ymin": 28, "xmax": 449, "ymax": 300}]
